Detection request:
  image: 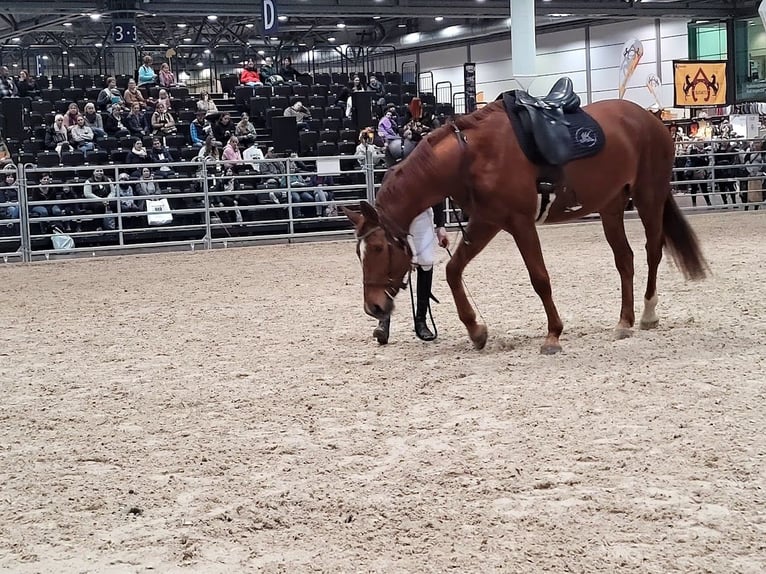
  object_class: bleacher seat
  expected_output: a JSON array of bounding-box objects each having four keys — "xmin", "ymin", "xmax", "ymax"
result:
[
  {"xmin": 86, "ymin": 149, "xmax": 108, "ymax": 165},
  {"xmin": 235, "ymin": 86, "xmax": 255, "ymax": 110},
  {"xmin": 322, "ymin": 118, "xmax": 341, "ymax": 132},
  {"xmin": 94, "ymin": 74, "xmax": 107, "ymax": 88},
  {"xmin": 255, "ymin": 86, "xmax": 272, "ymax": 98},
  {"xmin": 314, "ymin": 73, "xmax": 331, "ymax": 86},
  {"xmin": 385, "ymin": 72, "xmax": 401, "ymax": 84},
  {"xmin": 41, "ymin": 89, "xmax": 62, "ymax": 103},
  {"xmin": 296, "ymin": 73, "xmax": 313, "ymax": 85},
  {"xmin": 169, "ymin": 87, "xmax": 189, "ymax": 100},
  {"xmin": 64, "ymin": 87, "xmax": 85, "ymax": 102},
  {"xmin": 339, "ymin": 128, "xmax": 357, "ymax": 142},
  {"xmin": 36, "ymin": 151, "xmax": 60, "ymax": 168},
  {"xmin": 32, "ymin": 100, "xmax": 53, "ymax": 115},
  {"xmin": 36, "ymin": 76, "xmax": 50, "ymax": 90},
  {"xmin": 310, "ymin": 84, "xmax": 328, "ymax": 97},
  {"xmin": 338, "ymin": 140, "xmax": 356, "ymax": 155},
  {"xmin": 307, "ymin": 118, "xmax": 323, "ymax": 132},
  {"xmin": 309, "ymin": 95, "xmax": 327, "ymax": 108},
  {"xmin": 86, "ymin": 88, "xmax": 101, "ymax": 101},
  {"xmin": 293, "ymin": 85, "xmax": 310, "ymax": 99},
  {"xmin": 219, "ymin": 73, "xmax": 238, "ymax": 95},
  {"xmin": 51, "ymin": 76, "xmax": 71, "ymax": 90},
  {"xmin": 110, "ymin": 149, "xmax": 129, "ymax": 164},
  {"xmin": 61, "ymin": 151, "xmax": 85, "ymax": 167},
  {"xmin": 318, "ymin": 129, "xmax": 338, "ymax": 143},
  {"xmin": 273, "ymin": 85, "xmax": 293, "ymax": 98},
  {"xmin": 299, "ymin": 130, "xmax": 319, "ymax": 155},
  {"xmin": 264, "ymin": 108, "xmax": 282, "ymax": 129},
  {"xmin": 270, "ymin": 95, "xmax": 289, "ymax": 111},
  {"xmin": 115, "ymin": 74, "xmax": 132, "ymax": 90},
  {"xmin": 250, "ymin": 96, "xmax": 270, "ymax": 118},
  {"xmin": 316, "ymin": 141, "xmax": 337, "ymax": 156},
  {"xmin": 53, "ymin": 100, "xmax": 71, "ymax": 114},
  {"xmin": 308, "ymin": 106, "xmax": 325, "ymax": 121},
  {"xmin": 73, "ymin": 75, "xmax": 93, "ymax": 90},
  {"xmin": 180, "ymin": 146, "xmax": 199, "ymax": 162},
  {"xmin": 325, "ymin": 106, "xmax": 343, "ymax": 120},
  {"xmin": 166, "ymin": 134, "xmax": 187, "ymax": 149},
  {"xmin": 331, "ymin": 72, "xmax": 349, "ymax": 85}
]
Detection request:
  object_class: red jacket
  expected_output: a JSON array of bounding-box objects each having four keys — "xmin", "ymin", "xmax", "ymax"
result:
[{"xmin": 240, "ymin": 68, "xmax": 260, "ymax": 84}]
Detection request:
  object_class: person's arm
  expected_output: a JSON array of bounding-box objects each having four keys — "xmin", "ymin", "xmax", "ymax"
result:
[
  {"xmin": 151, "ymin": 112, "xmax": 162, "ymax": 130},
  {"xmin": 82, "ymin": 180, "xmax": 97, "ymax": 200},
  {"xmin": 432, "ymin": 199, "xmax": 449, "ymax": 247}
]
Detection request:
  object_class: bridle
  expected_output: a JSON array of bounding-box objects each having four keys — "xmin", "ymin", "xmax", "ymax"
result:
[{"xmin": 356, "ymin": 225, "xmax": 413, "ymax": 300}]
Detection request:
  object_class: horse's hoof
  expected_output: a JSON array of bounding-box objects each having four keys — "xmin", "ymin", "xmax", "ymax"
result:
[
  {"xmin": 540, "ymin": 343, "xmax": 562, "ymax": 355},
  {"xmin": 471, "ymin": 325, "xmax": 488, "ymax": 350},
  {"xmin": 614, "ymin": 327, "xmax": 633, "ymax": 340},
  {"xmin": 640, "ymin": 319, "xmax": 659, "ymax": 330}
]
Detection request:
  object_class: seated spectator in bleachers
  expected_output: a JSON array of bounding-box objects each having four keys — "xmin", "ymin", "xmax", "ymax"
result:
[
  {"xmin": 222, "ymin": 136, "xmax": 243, "ymax": 172},
  {"xmin": 313, "ymin": 176, "xmax": 337, "ymax": 217},
  {"xmin": 29, "ymin": 173, "xmax": 61, "ymax": 233},
  {"xmin": 367, "ymin": 75, "xmax": 386, "ymax": 106},
  {"xmin": 352, "ymin": 75, "xmax": 364, "ymax": 92},
  {"xmin": 116, "ymin": 172, "xmax": 141, "ymax": 215},
  {"xmin": 17, "ymin": 69, "xmax": 39, "ymax": 99},
  {"xmin": 126, "ymin": 139, "xmax": 150, "ymax": 166},
  {"xmin": 45, "ymin": 114, "xmax": 72, "ymax": 156},
  {"xmin": 283, "ymin": 102, "xmax": 311, "ymax": 130},
  {"xmin": 64, "ymin": 102, "xmax": 81, "ymax": 132},
  {"xmin": 148, "ymin": 137, "xmax": 179, "ymax": 179},
  {"xmin": 82, "ymin": 102, "xmax": 106, "ymax": 140},
  {"xmin": 105, "ymin": 104, "xmax": 130, "ymax": 139},
  {"xmin": 260, "ymin": 57, "xmax": 283, "ymax": 85},
  {"xmin": 151, "ymin": 102, "xmax": 177, "ymax": 137},
  {"xmin": 377, "ymin": 107, "xmax": 398, "ymax": 144},
  {"xmin": 135, "ymin": 167, "xmax": 159, "ymax": 206},
  {"xmin": 197, "ymin": 89, "xmax": 217, "ymax": 114},
  {"xmin": 70, "ymin": 115, "xmax": 96, "ymax": 155},
  {"xmin": 83, "ymin": 168, "xmax": 116, "ymax": 227},
  {"xmin": 279, "ymin": 57, "xmax": 299, "ymax": 83},
  {"xmin": 158, "ymin": 63, "xmax": 181, "ymax": 89},
  {"xmin": 243, "ymin": 141, "xmax": 264, "ymax": 173},
  {"xmin": 240, "ymin": 59, "xmax": 262, "ymax": 87},
  {"xmin": 138, "ymin": 55, "xmax": 157, "ymax": 87},
  {"xmin": 124, "ymin": 79, "xmax": 148, "ymax": 110},
  {"xmin": 1, "ymin": 167, "xmax": 19, "ymax": 224},
  {"xmin": 126, "ymin": 102, "xmax": 150, "ymax": 138},
  {"xmin": 0, "ymin": 66, "xmax": 17, "ymax": 99},
  {"xmin": 98, "ymin": 77, "xmax": 125, "ymax": 112},
  {"xmin": 235, "ymin": 112, "xmax": 257, "ymax": 147},
  {"xmin": 190, "ymin": 110, "xmax": 208, "ymax": 148},
  {"xmin": 212, "ymin": 113, "xmax": 235, "ymax": 144},
  {"xmin": 156, "ymin": 88, "xmax": 173, "ymax": 111},
  {"xmin": 197, "ymin": 135, "xmax": 221, "ymax": 162}
]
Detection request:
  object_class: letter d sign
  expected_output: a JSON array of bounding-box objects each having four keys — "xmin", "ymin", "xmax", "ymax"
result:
[{"xmin": 263, "ymin": 0, "xmax": 278, "ymax": 33}]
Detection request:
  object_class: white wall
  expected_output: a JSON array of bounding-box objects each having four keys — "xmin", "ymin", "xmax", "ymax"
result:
[{"xmin": 415, "ymin": 18, "xmax": 690, "ymax": 109}]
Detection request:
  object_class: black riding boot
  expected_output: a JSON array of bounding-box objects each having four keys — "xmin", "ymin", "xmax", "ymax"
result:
[
  {"xmin": 414, "ymin": 267, "xmax": 436, "ymax": 341},
  {"xmin": 373, "ymin": 316, "xmax": 390, "ymax": 345}
]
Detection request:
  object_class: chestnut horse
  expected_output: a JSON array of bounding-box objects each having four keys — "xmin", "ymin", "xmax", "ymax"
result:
[{"xmin": 344, "ymin": 97, "xmax": 707, "ymax": 353}]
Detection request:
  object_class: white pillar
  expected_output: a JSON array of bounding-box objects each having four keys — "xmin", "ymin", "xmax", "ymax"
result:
[
  {"xmin": 760, "ymin": 1, "xmax": 766, "ymax": 29},
  {"xmin": 510, "ymin": 0, "xmax": 537, "ymax": 91}
]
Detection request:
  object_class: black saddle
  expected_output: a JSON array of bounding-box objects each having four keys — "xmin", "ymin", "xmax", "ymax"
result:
[{"xmin": 499, "ymin": 77, "xmax": 602, "ymax": 167}]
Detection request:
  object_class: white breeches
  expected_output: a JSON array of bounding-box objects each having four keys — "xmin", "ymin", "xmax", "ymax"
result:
[{"xmin": 409, "ymin": 208, "xmax": 436, "ymax": 269}]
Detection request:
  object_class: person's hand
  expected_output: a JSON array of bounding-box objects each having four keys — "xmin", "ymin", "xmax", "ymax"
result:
[{"xmin": 436, "ymin": 226, "xmax": 449, "ymax": 248}]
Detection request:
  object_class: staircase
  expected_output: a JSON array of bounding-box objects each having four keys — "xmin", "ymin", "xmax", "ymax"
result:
[{"xmin": 212, "ymin": 94, "xmax": 272, "ymax": 149}]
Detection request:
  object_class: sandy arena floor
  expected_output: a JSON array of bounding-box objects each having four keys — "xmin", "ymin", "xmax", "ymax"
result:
[{"xmin": 0, "ymin": 212, "xmax": 764, "ymax": 573}]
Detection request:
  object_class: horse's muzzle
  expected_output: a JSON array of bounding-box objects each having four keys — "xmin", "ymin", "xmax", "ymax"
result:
[{"xmin": 364, "ymin": 301, "xmax": 393, "ymax": 320}]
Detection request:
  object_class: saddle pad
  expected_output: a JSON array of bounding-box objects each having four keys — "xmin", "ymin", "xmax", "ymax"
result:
[{"xmin": 500, "ymin": 91, "xmax": 605, "ymax": 166}]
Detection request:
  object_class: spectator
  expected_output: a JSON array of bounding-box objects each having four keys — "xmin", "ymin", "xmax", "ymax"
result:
[
  {"xmin": 158, "ymin": 63, "xmax": 181, "ymax": 89},
  {"xmin": 126, "ymin": 139, "xmax": 150, "ymax": 166},
  {"xmin": 1, "ymin": 167, "xmax": 19, "ymax": 224},
  {"xmin": 377, "ymin": 107, "xmax": 398, "ymax": 144},
  {"xmin": 45, "ymin": 114, "xmax": 71, "ymax": 156},
  {"xmin": 148, "ymin": 137, "xmax": 179, "ymax": 178},
  {"xmin": 105, "ymin": 104, "xmax": 130, "ymax": 139},
  {"xmin": 126, "ymin": 102, "xmax": 149, "ymax": 138},
  {"xmin": 156, "ymin": 88, "xmax": 172, "ymax": 112},
  {"xmin": 260, "ymin": 57, "xmax": 283, "ymax": 85},
  {"xmin": 222, "ymin": 135, "xmax": 243, "ymax": 172},
  {"xmin": 123, "ymin": 79, "xmax": 147, "ymax": 110},
  {"xmin": 279, "ymin": 57, "xmax": 299, "ymax": 83},
  {"xmin": 0, "ymin": 66, "xmax": 17, "ymax": 99},
  {"xmin": 151, "ymin": 102, "xmax": 177, "ymax": 137},
  {"xmin": 234, "ymin": 112, "xmax": 257, "ymax": 147},
  {"xmin": 190, "ymin": 110, "xmax": 208, "ymax": 148},
  {"xmin": 240, "ymin": 59, "xmax": 262, "ymax": 86},
  {"xmin": 243, "ymin": 141, "xmax": 265, "ymax": 173},
  {"xmin": 17, "ymin": 69, "xmax": 39, "ymax": 99},
  {"xmin": 212, "ymin": 113, "xmax": 235, "ymax": 144},
  {"xmin": 83, "ymin": 168, "xmax": 116, "ymax": 227},
  {"xmin": 116, "ymin": 172, "xmax": 141, "ymax": 215},
  {"xmin": 135, "ymin": 167, "xmax": 159, "ymax": 205},
  {"xmin": 197, "ymin": 135, "xmax": 221, "ymax": 162},
  {"xmin": 82, "ymin": 102, "xmax": 107, "ymax": 140},
  {"xmin": 64, "ymin": 103, "xmax": 81, "ymax": 132},
  {"xmin": 367, "ymin": 75, "xmax": 386, "ymax": 106},
  {"xmin": 352, "ymin": 75, "xmax": 364, "ymax": 92},
  {"xmin": 70, "ymin": 115, "xmax": 96, "ymax": 154},
  {"xmin": 283, "ymin": 102, "xmax": 311, "ymax": 130},
  {"xmin": 30, "ymin": 173, "xmax": 62, "ymax": 233},
  {"xmin": 97, "ymin": 77, "xmax": 125, "ymax": 112},
  {"xmin": 197, "ymin": 89, "xmax": 218, "ymax": 114},
  {"xmin": 138, "ymin": 55, "xmax": 157, "ymax": 87}
]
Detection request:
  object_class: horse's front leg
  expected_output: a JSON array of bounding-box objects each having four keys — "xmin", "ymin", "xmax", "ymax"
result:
[
  {"xmin": 445, "ymin": 219, "xmax": 500, "ymax": 349},
  {"xmin": 599, "ymin": 207, "xmax": 635, "ymax": 339},
  {"xmin": 507, "ymin": 215, "xmax": 563, "ymax": 354}
]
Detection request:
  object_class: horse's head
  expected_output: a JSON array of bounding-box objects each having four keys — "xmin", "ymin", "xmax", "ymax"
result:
[{"xmin": 343, "ymin": 201, "xmax": 412, "ymax": 320}]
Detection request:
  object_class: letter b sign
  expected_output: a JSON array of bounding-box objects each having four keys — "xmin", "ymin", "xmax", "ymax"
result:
[{"xmin": 263, "ymin": 0, "xmax": 278, "ymax": 33}]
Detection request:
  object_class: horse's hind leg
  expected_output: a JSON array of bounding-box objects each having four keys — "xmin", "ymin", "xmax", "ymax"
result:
[
  {"xmin": 445, "ymin": 218, "xmax": 500, "ymax": 350},
  {"xmin": 599, "ymin": 205, "xmax": 635, "ymax": 339},
  {"xmin": 634, "ymin": 191, "xmax": 665, "ymax": 330}
]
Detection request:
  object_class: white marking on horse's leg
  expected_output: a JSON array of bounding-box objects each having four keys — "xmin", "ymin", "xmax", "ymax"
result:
[
  {"xmin": 640, "ymin": 294, "xmax": 659, "ymax": 329},
  {"xmin": 359, "ymin": 238, "xmax": 367, "ymax": 265}
]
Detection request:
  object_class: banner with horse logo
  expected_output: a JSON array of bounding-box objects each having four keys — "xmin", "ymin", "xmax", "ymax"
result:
[{"xmin": 673, "ymin": 60, "xmax": 728, "ymax": 107}]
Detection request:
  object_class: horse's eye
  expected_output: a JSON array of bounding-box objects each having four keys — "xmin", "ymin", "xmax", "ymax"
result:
[{"xmin": 372, "ymin": 244, "xmax": 384, "ymax": 253}]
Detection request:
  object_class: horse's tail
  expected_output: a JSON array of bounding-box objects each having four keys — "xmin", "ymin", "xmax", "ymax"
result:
[{"xmin": 662, "ymin": 194, "xmax": 708, "ymax": 280}]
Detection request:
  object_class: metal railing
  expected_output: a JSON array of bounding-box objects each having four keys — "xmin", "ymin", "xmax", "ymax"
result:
[{"xmin": 1, "ymin": 138, "xmax": 764, "ymax": 264}]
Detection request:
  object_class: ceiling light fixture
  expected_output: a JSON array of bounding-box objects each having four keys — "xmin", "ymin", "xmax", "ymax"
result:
[
  {"xmin": 278, "ymin": 15, "xmax": 288, "ymax": 21},
  {"xmin": 207, "ymin": 15, "xmax": 218, "ymax": 21},
  {"xmin": 328, "ymin": 36, "xmax": 336, "ymax": 42},
  {"xmin": 435, "ymin": 16, "xmax": 444, "ymax": 21},
  {"xmin": 204, "ymin": 48, "xmax": 211, "ymax": 54},
  {"xmin": 89, "ymin": 13, "xmax": 101, "ymax": 21},
  {"xmin": 63, "ymin": 22, "xmax": 72, "ymax": 27},
  {"xmin": 336, "ymin": 22, "xmax": 346, "ymax": 28},
  {"xmin": 197, "ymin": 62, "xmax": 204, "ymax": 66},
  {"xmin": 177, "ymin": 23, "xmax": 187, "ymax": 28}
]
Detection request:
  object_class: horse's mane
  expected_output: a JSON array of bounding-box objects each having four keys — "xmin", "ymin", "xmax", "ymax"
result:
[{"xmin": 376, "ymin": 102, "xmax": 502, "ymax": 216}]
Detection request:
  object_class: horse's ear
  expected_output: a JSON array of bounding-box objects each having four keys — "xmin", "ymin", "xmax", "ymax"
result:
[
  {"xmin": 341, "ymin": 206, "xmax": 362, "ymax": 227},
  {"xmin": 359, "ymin": 200, "xmax": 379, "ymax": 224}
]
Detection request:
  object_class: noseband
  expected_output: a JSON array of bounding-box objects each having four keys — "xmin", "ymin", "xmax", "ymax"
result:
[{"xmin": 356, "ymin": 225, "xmax": 413, "ymax": 299}]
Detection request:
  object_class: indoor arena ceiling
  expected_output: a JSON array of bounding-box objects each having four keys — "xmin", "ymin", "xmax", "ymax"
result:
[{"xmin": 0, "ymin": 0, "xmax": 757, "ymax": 55}]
